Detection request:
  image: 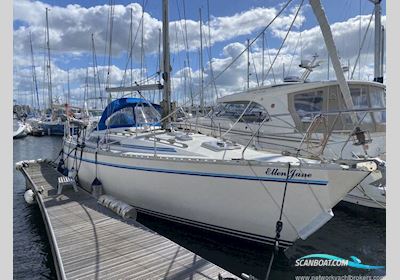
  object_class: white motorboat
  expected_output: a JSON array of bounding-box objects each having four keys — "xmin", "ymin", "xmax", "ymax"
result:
[
  {"xmin": 13, "ymin": 122, "xmax": 27, "ymax": 139},
  {"xmin": 178, "ymin": 80, "xmax": 386, "ymax": 209},
  {"xmin": 176, "ymin": 0, "xmax": 387, "ymax": 210}
]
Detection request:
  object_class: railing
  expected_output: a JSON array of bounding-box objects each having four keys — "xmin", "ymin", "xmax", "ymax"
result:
[{"xmin": 178, "ymin": 107, "xmax": 385, "ymax": 160}]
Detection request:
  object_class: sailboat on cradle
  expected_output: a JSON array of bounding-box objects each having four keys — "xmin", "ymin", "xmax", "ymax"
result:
[{"xmin": 63, "ymin": 0, "xmax": 377, "ymax": 248}]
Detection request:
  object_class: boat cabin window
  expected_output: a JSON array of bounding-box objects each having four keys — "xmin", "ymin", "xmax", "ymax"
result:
[
  {"xmin": 290, "ymin": 85, "xmax": 385, "ymax": 133},
  {"xmin": 134, "ymin": 105, "xmax": 161, "ymax": 125},
  {"xmin": 369, "ymin": 86, "xmax": 386, "ymax": 124},
  {"xmin": 293, "ymin": 91, "xmax": 324, "ymax": 122},
  {"xmin": 350, "ymin": 87, "xmax": 373, "ymax": 123},
  {"xmin": 214, "ymin": 102, "xmax": 268, "ymax": 122},
  {"xmin": 105, "ymin": 107, "xmax": 135, "ymax": 128}
]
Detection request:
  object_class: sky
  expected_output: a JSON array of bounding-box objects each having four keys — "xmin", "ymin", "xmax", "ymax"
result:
[{"xmin": 13, "ymin": 0, "xmax": 386, "ymax": 109}]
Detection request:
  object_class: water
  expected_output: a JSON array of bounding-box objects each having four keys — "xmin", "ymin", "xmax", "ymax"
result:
[
  {"xmin": 13, "ymin": 130, "xmax": 385, "ymax": 280},
  {"xmin": 13, "ymin": 134, "xmax": 61, "ymax": 279}
]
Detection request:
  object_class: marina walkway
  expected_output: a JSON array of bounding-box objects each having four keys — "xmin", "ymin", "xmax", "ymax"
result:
[{"xmin": 17, "ymin": 160, "xmax": 237, "ymax": 280}]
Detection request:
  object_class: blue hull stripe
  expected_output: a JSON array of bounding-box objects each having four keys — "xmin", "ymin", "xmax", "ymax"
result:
[{"xmin": 67, "ymin": 153, "xmax": 328, "ymax": 186}]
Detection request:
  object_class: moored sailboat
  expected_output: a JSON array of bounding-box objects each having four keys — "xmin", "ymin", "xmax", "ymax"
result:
[
  {"xmin": 62, "ymin": 0, "xmax": 377, "ymax": 248},
  {"xmin": 64, "ymin": 97, "xmax": 376, "ymax": 247}
]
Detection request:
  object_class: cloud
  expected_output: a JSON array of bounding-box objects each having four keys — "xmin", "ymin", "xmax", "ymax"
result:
[
  {"xmin": 278, "ymin": 14, "xmax": 385, "ymax": 60},
  {"xmin": 203, "ymin": 12, "xmax": 386, "ymax": 96},
  {"xmin": 13, "ymin": 0, "xmax": 385, "ymax": 108},
  {"xmin": 13, "ymin": 0, "xmax": 305, "ymax": 58}
]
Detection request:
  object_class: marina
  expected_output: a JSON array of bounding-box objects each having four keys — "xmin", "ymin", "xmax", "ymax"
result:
[
  {"xmin": 12, "ymin": 0, "xmax": 386, "ymax": 279},
  {"xmin": 16, "ymin": 159, "xmax": 236, "ymax": 280},
  {"xmin": 13, "ymin": 134, "xmax": 385, "ymax": 279}
]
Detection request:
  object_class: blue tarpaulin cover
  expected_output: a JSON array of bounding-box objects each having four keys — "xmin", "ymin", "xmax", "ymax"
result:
[{"xmin": 97, "ymin": 98, "xmax": 161, "ymax": 130}]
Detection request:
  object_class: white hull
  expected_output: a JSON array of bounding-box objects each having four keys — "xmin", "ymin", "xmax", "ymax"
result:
[
  {"xmin": 341, "ymin": 174, "xmax": 386, "ymax": 209},
  {"xmin": 64, "ymin": 143, "xmax": 368, "ymax": 247},
  {"xmin": 13, "ymin": 123, "xmax": 27, "ymax": 139},
  {"xmin": 178, "ymin": 120, "xmax": 386, "ymax": 209}
]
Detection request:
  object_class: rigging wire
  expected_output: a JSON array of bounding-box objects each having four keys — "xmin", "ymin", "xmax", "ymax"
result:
[
  {"xmin": 350, "ymin": 9, "xmax": 374, "ymax": 80},
  {"xmin": 264, "ymin": 33, "xmax": 277, "ymax": 84},
  {"xmin": 91, "ymin": 34, "xmax": 104, "ymax": 109},
  {"xmin": 106, "ymin": 0, "xmax": 115, "ymax": 96},
  {"xmin": 157, "ymin": 27, "xmax": 161, "ymax": 76},
  {"xmin": 128, "ymin": 7, "xmax": 133, "ymax": 96},
  {"xmin": 29, "ymin": 31, "xmax": 40, "ymax": 111},
  {"xmin": 91, "ymin": 35, "xmax": 98, "ymax": 109},
  {"xmin": 42, "ymin": 23, "xmax": 47, "ymax": 110},
  {"xmin": 286, "ymin": 17, "xmax": 303, "ymax": 77},
  {"xmin": 250, "ymin": 46, "xmax": 260, "ymax": 87},
  {"xmin": 181, "ymin": 0, "xmax": 195, "ymax": 106},
  {"xmin": 84, "ymin": 68, "xmax": 89, "ymax": 109},
  {"xmin": 261, "ymin": 0, "xmax": 304, "ymax": 85},
  {"xmin": 154, "ymin": 0, "xmax": 296, "ymax": 129},
  {"xmin": 171, "ymin": 20, "xmax": 181, "ymax": 103},
  {"xmin": 120, "ymin": 0, "xmax": 149, "ymax": 87},
  {"xmin": 199, "ymin": 7, "xmax": 205, "ymax": 113},
  {"xmin": 174, "ymin": 0, "xmax": 186, "ymax": 106},
  {"xmin": 102, "ymin": 0, "xmax": 111, "ymax": 85},
  {"xmin": 140, "ymin": 0, "xmax": 146, "ymax": 82},
  {"xmin": 221, "ymin": 0, "xmax": 304, "ymax": 139},
  {"xmin": 206, "ymin": 0, "xmax": 219, "ymax": 103}
]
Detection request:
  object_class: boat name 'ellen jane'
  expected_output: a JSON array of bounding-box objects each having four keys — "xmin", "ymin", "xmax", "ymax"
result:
[{"xmin": 265, "ymin": 168, "xmax": 312, "ymax": 179}]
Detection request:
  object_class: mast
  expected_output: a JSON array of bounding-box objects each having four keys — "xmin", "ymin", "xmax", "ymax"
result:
[
  {"xmin": 91, "ymin": 34, "xmax": 104, "ymax": 108},
  {"xmin": 67, "ymin": 69, "xmax": 70, "ymax": 105},
  {"xmin": 158, "ymin": 27, "xmax": 162, "ymax": 102},
  {"xmin": 372, "ymin": 0, "xmax": 383, "ymax": 83},
  {"xmin": 183, "ymin": 60, "xmax": 187, "ymax": 105},
  {"xmin": 358, "ymin": 0, "xmax": 361, "ymax": 80},
  {"xmin": 182, "ymin": 0, "xmax": 194, "ymax": 107},
  {"xmin": 29, "ymin": 32, "xmax": 40, "ymax": 111},
  {"xmin": 106, "ymin": 2, "xmax": 115, "ymax": 104},
  {"xmin": 261, "ymin": 31, "xmax": 265, "ymax": 86},
  {"xmin": 161, "ymin": 0, "xmax": 171, "ymax": 129},
  {"xmin": 380, "ymin": 25, "xmax": 384, "ymax": 79},
  {"xmin": 45, "ymin": 8, "xmax": 53, "ymax": 111},
  {"xmin": 247, "ymin": 38, "xmax": 250, "ymax": 90},
  {"xmin": 91, "ymin": 34, "xmax": 97, "ymax": 109},
  {"xmin": 309, "ymin": 0, "xmax": 354, "ymax": 112},
  {"xmin": 206, "ymin": 0, "xmax": 218, "ymax": 102},
  {"xmin": 199, "ymin": 8, "xmax": 204, "ymax": 114},
  {"xmin": 130, "ymin": 8, "xmax": 133, "ymax": 97},
  {"xmin": 140, "ymin": 2, "xmax": 145, "ymax": 82},
  {"xmin": 30, "ymin": 80, "xmax": 34, "ymax": 109},
  {"xmin": 84, "ymin": 68, "xmax": 89, "ymax": 110}
]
